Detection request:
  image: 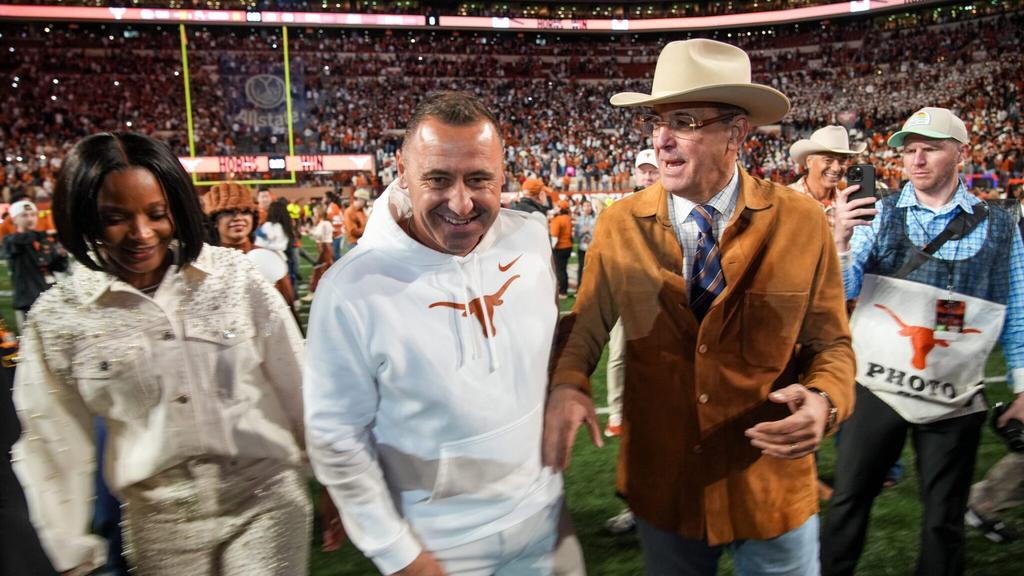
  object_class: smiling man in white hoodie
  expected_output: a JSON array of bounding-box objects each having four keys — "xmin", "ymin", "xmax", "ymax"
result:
[{"xmin": 304, "ymin": 92, "xmax": 575, "ymax": 576}]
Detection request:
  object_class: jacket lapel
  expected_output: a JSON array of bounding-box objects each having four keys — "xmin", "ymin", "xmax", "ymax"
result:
[
  {"xmin": 632, "ymin": 182, "xmax": 684, "ymax": 274},
  {"xmin": 718, "ymin": 170, "xmax": 776, "ymax": 303}
]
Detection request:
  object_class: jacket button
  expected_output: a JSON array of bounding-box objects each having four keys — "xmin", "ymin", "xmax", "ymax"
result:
[
  {"xmin": 698, "ymin": 393, "xmax": 709, "ymax": 404},
  {"xmin": 175, "ymin": 394, "xmax": 189, "ymax": 404},
  {"xmin": 162, "ymin": 330, "xmax": 175, "ymax": 341},
  {"xmin": 698, "ymin": 344, "xmax": 708, "ymax": 354},
  {"xmin": 693, "ymin": 444, "xmax": 703, "ymax": 454}
]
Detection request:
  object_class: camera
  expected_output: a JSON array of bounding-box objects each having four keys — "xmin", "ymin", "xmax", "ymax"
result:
[{"xmin": 991, "ymin": 402, "xmax": 1024, "ymax": 453}]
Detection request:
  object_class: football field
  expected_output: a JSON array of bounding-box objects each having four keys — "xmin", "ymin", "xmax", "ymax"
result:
[{"xmin": 2, "ymin": 241, "xmax": 1020, "ymax": 575}]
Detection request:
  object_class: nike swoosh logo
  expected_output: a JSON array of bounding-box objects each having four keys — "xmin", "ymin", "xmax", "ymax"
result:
[{"xmin": 498, "ymin": 254, "xmax": 523, "ymax": 272}]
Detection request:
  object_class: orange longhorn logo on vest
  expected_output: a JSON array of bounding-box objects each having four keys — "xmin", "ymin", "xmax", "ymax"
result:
[
  {"xmin": 874, "ymin": 304, "xmax": 981, "ymax": 369},
  {"xmin": 429, "ymin": 256, "xmax": 523, "ymax": 338}
]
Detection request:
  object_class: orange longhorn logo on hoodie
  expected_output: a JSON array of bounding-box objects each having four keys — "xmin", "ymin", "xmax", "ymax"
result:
[
  {"xmin": 429, "ymin": 257, "xmax": 523, "ymax": 338},
  {"xmin": 874, "ymin": 304, "xmax": 981, "ymax": 369}
]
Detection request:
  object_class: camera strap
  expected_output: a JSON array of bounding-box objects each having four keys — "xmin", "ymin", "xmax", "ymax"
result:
[{"xmin": 894, "ymin": 203, "xmax": 989, "ymax": 280}]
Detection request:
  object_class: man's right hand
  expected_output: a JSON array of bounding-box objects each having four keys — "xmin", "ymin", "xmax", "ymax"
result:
[
  {"xmin": 833, "ymin": 184, "xmax": 878, "ymax": 252},
  {"xmin": 542, "ymin": 385, "xmax": 604, "ymax": 471},
  {"xmin": 393, "ymin": 551, "xmax": 446, "ymax": 576}
]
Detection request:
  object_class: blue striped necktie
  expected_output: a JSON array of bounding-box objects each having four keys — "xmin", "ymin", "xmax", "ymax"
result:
[{"xmin": 690, "ymin": 205, "xmax": 725, "ymax": 322}]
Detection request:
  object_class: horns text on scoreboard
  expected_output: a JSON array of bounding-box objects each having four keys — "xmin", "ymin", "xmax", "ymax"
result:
[{"xmin": 177, "ymin": 154, "xmax": 375, "ymax": 174}]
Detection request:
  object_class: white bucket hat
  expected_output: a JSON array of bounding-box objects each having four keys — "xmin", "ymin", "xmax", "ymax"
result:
[
  {"xmin": 789, "ymin": 126, "xmax": 867, "ymax": 166},
  {"xmin": 610, "ymin": 39, "xmax": 791, "ymax": 126}
]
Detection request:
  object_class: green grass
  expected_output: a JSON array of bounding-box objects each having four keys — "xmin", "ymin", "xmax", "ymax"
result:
[
  {"xmin": 7, "ymin": 244, "xmax": 1022, "ymax": 574},
  {"xmin": 302, "ymin": 278, "xmax": 1022, "ymax": 575}
]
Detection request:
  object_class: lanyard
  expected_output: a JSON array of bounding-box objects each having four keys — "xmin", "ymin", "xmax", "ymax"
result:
[{"xmin": 909, "ymin": 207, "xmax": 964, "ymax": 297}]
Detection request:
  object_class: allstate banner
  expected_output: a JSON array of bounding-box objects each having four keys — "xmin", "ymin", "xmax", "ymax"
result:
[
  {"xmin": 218, "ymin": 56, "xmax": 305, "ymax": 136},
  {"xmin": 850, "ymin": 274, "xmax": 1004, "ymax": 423}
]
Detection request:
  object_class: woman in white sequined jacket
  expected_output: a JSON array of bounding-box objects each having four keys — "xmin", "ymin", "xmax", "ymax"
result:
[{"xmin": 11, "ymin": 133, "xmax": 310, "ymax": 576}]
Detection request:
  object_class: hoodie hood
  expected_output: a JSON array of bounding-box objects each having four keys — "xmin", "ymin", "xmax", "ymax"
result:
[{"xmin": 360, "ymin": 181, "xmax": 500, "ymax": 267}]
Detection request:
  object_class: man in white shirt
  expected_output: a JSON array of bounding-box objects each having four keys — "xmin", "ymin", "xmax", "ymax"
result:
[{"xmin": 305, "ymin": 91, "xmax": 581, "ymax": 576}]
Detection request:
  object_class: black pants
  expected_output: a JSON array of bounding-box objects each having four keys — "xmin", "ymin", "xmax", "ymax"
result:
[
  {"xmin": 576, "ymin": 248, "xmax": 587, "ymax": 290},
  {"xmin": 553, "ymin": 247, "xmax": 572, "ymax": 295},
  {"xmin": 821, "ymin": 384, "xmax": 985, "ymax": 576}
]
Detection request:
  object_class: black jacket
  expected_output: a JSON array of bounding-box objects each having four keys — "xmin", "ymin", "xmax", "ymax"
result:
[
  {"xmin": 511, "ymin": 196, "xmax": 551, "ymax": 215},
  {"xmin": 3, "ymin": 231, "xmax": 67, "ymax": 311}
]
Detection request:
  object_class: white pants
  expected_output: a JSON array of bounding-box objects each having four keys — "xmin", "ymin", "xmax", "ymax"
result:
[
  {"xmin": 121, "ymin": 458, "xmax": 311, "ymax": 576},
  {"xmin": 434, "ymin": 498, "xmax": 586, "ymax": 576},
  {"xmin": 605, "ymin": 320, "xmax": 626, "ymax": 420}
]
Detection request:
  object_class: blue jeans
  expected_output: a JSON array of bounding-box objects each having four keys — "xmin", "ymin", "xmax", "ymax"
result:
[
  {"xmin": 637, "ymin": 514, "xmax": 820, "ymax": 576},
  {"xmin": 287, "ymin": 246, "xmax": 301, "ymax": 289},
  {"xmin": 95, "ymin": 418, "xmax": 130, "ymax": 575},
  {"xmin": 331, "ymin": 236, "xmax": 343, "ymax": 261}
]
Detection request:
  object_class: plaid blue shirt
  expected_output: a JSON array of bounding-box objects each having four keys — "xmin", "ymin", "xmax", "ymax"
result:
[
  {"xmin": 668, "ymin": 167, "xmax": 739, "ymax": 279},
  {"xmin": 842, "ymin": 181, "xmax": 1024, "ymax": 392}
]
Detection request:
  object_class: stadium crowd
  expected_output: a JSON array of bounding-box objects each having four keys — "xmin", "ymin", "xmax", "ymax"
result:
[
  {"xmin": 3, "ymin": 2, "xmax": 1022, "ymax": 206},
  {"xmin": 1, "ymin": 0, "xmax": 869, "ymax": 19}
]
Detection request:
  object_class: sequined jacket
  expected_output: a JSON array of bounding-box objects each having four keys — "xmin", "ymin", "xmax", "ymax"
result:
[{"xmin": 12, "ymin": 245, "xmax": 305, "ymax": 572}]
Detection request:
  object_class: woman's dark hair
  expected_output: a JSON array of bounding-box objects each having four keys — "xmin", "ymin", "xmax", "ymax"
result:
[
  {"xmin": 207, "ymin": 208, "xmax": 259, "ymax": 246},
  {"xmin": 54, "ymin": 132, "xmax": 205, "ymax": 271},
  {"xmin": 267, "ymin": 198, "xmax": 296, "ymax": 242}
]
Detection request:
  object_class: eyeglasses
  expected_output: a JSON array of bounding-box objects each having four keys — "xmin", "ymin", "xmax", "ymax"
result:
[{"xmin": 635, "ymin": 111, "xmax": 739, "ymax": 140}]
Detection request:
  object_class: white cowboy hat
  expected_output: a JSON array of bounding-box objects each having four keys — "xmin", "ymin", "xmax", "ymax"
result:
[
  {"xmin": 789, "ymin": 126, "xmax": 867, "ymax": 166},
  {"xmin": 610, "ymin": 39, "xmax": 791, "ymax": 126}
]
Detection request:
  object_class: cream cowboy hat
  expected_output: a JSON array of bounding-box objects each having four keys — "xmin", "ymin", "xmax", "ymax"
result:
[
  {"xmin": 789, "ymin": 125, "xmax": 867, "ymax": 166},
  {"xmin": 610, "ymin": 39, "xmax": 791, "ymax": 126}
]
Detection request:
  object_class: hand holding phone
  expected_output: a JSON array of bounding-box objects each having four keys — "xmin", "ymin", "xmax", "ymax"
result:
[
  {"xmin": 833, "ymin": 164, "xmax": 879, "ymax": 251},
  {"xmin": 844, "ymin": 164, "xmax": 877, "ymax": 212}
]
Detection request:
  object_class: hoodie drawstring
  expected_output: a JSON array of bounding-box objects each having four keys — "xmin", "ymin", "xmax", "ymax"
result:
[
  {"xmin": 452, "ymin": 256, "xmax": 499, "ymax": 374},
  {"xmin": 475, "ymin": 257, "xmax": 500, "ymax": 373}
]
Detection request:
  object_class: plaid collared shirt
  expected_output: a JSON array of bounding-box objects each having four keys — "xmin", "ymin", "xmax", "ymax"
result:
[{"xmin": 668, "ymin": 167, "xmax": 740, "ymax": 280}]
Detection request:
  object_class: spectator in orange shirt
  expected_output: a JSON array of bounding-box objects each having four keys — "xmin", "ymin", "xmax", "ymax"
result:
[
  {"xmin": 343, "ymin": 188, "xmax": 370, "ymax": 252},
  {"xmin": 325, "ymin": 192, "xmax": 346, "ymax": 259},
  {"xmin": 550, "ymin": 200, "xmax": 574, "ymax": 298}
]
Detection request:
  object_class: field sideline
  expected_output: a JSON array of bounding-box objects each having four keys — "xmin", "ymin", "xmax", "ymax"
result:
[{"xmin": 3, "ymin": 240, "xmax": 1021, "ymax": 575}]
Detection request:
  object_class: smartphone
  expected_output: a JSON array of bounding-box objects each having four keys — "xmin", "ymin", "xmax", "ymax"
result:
[{"xmin": 845, "ymin": 164, "xmax": 877, "ymax": 221}]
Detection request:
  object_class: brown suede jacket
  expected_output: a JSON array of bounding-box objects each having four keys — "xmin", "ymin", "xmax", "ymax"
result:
[{"xmin": 551, "ymin": 168, "xmax": 855, "ymax": 544}]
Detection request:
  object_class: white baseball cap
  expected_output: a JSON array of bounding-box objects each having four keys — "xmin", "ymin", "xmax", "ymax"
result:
[
  {"xmin": 634, "ymin": 149, "xmax": 657, "ymax": 169},
  {"xmin": 8, "ymin": 200, "xmax": 36, "ymax": 219},
  {"xmin": 888, "ymin": 107, "xmax": 969, "ymax": 147}
]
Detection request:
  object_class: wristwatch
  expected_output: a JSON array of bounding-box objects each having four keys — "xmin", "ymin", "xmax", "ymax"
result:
[{"xmin": 808, "ymin": 387, "xmax": 838, "ymax": 436}]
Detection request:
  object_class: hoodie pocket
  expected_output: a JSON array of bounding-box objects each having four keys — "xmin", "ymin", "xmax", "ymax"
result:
[{"xmin": 430, "ymin": 403, "xmax": 543, "ymax": 502}]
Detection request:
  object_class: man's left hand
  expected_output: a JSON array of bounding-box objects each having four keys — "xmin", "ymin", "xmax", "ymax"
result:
[
  {"xmin": 997, "ymin": 393, "xmax": 1024, "ymax": 428},
  {"xmin": 744, "ymin": 384, "xmax": 829, "ymax": 459}
]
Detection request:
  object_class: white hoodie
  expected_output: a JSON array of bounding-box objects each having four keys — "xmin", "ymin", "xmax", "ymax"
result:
[{"xmin": 304, "ymin": 183, "xmax": 563, "ymax": 573}]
